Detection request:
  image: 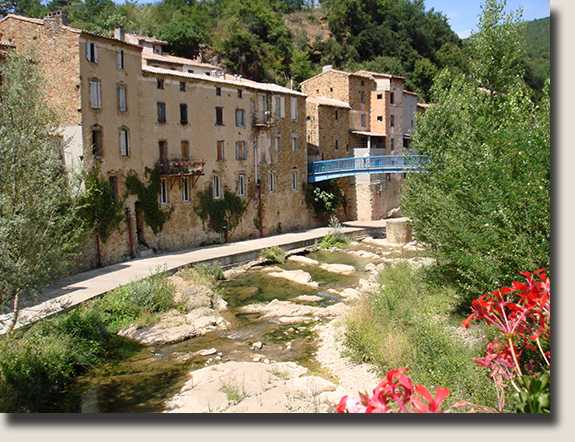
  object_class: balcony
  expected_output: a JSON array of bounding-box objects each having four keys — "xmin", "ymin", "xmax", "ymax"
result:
[
  {"xmin": 252, "ymin": 111, "xmax": 277, "ymax": 128},
  {"xmin": 155, "ymin": 159, "xmax": 205, "ymax": 177}
]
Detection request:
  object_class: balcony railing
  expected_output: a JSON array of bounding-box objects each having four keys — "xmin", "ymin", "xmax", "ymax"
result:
[
  {"xmin": 155, "ymin": 159, "xmax": 205, "ymax": 176},
  {"xmin": 252, "ymin": 111, "xmax": 277, "ymax": 128}
]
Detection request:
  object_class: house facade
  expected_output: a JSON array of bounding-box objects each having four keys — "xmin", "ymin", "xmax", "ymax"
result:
[
  {"xmin": 0, "ymin": 12, "xmax": 313, "ymax": 267},
  {"xmin": 301, "ymin": 67, "xmax": 422, "ymax": 221}
]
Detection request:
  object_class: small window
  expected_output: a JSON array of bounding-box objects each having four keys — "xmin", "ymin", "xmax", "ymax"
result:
[
  {"xmin": 291, "ymin": 135, "xmax": 298, "ymax": 153},
  {"xmin": 269, "ymin": 172, "xmax": 275, "ymax": 194},
  {"xmin": 86, "ymin": 41, "xmax": 97, "ymax": 63},
  {"xmin": 216, "ymin": 106, "xmax": 224, "ymax": 125},
  {"xmin": 335, "ymin": 139, "xmax": 339, "ymax": 152},
  {"xmin": 361, "ymin": 114, "xmax": 367, "ymax": 127},
  {"xmin": 335, "ymin": 109, "xmax": 339, "ymax": 120},
  {"xmin": 213, "ymin": 175, "xmax": 222, "ymax": 199},
  {"xmin": 159, "ymin": 140, "xmax": 168, "ymax": 162},
  {"xmin": 361, "ymin": 91, "xmax": 366, "ymax": 104},
  {"xmin": 216, "ymin": 86, "xmax": 221, "ymax": 96},
  {"xmin": 238, "ymin": 174, "xmax": 246, "ymax": 197},
  {"xmin": 181, "ymin": 140, "xmax": 189, "ymax": 160},
  {"xmin": 180, "ymin": 81, "xmax": 186, "ymax": 92},
  {"xmin": 159, "ymin": 178, "xmax": 168, "ymax": 205},
  {"xmin": 275, "ymin": 135, "xmax": 281, "ymax": 153},
  {"xmin": 118, "ymin": 85, "xmax": 127, "ymax": 112},
  {"xmin": 235, "ymin": 108, "xmax": 245, "ymax": 127},
  {"xmin": 119, "ymin": 128, "xmax": 129, "ymax": 156},
  {"xmin": 291, "ymin": 170, "xmax": 297, "ymax": 191},
  {"xmin": 237, "ymin": 89, "xmax": 242, "ymax": 99},
  {"xmin": 117, "ymin": 49, "xmax": 125, "ymax": 69},
  {"xmin": 182, "ymin": 177, "xmax": 190, "ymax": 202},
  {"xmin": 90, "ymin": 80, "xmax": 101, "ymax": 110},
  {"xmin": 157, "ymin": 79, "xmax": 164, "ymax": 89},
  {"xmin": 91, "ymin": 127, "xmax": 102, "ymax": 157},
  {"xmin": 390, "ymin": 138, "xmax": 395, "ymax": 151},
  {"xmin": 390, "ymin": 115, "xmax": 395, "ymax": 127},
  {"xmin": 109, "ymin": 176, "xmax": 118, "ymax": 200},
  {"xmin": 361, "ymin": 80, "xmax": 365, "ymax": 86},
  {"xmin": 217, "ymin": 140, "xmax": 224, "ymax": 161},
  {"xmin": 236, "ymin": 141, "xmax": 247, "ymax": 160},
  {"xmin": 157, "ymin": 102, "xmax": 166, "ymax": 124},
  {"xmin": 390, "ymin": 92, "xmax": 395, "ymax": 104},
  {"xmin": 377, "ymin": 93, "xmax": 383, "ymax": 100},
  {"xmin": 377, "ymin": 115, "xmax": 383, "ymax": 122},
  {"xmin": 180, "ymin": 103, "xmax": 188, "ymax": 125}
]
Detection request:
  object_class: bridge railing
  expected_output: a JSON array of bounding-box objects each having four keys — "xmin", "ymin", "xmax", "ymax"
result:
[{"xmin": 307, "ymin": 155, "xmax": 428, "ymax": 177}]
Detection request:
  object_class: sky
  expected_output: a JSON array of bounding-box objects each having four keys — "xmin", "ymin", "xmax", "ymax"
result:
[{"xmin": 424, "ymin": 0, "xmax": 550, "ymax": 38}]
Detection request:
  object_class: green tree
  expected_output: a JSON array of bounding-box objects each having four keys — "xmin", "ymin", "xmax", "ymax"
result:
[
  {"xmin": 0, "ymin": 52, "xmax": 86, "ymax": 331},
  {"xmin": 156, "ymin": 10, "xmax": 209, "ymax": 59},
  {"xmin": 401, "ymin": 0, "xmax": 550, "ymax": 301}
]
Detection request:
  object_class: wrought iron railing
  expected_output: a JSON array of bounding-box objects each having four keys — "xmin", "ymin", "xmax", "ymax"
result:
[
  {"xmin": 155, "ymin": 159, "xmax": 206, "ymax": 176},
  {"xmin": 252, "ymin": 111, "xmax": 277, "ymax": 127}
]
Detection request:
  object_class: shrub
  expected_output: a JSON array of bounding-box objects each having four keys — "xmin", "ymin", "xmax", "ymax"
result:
[
  {"xmin": 260, "ymin": 246, "xmax": 286, "ymax": 264},
  {"xmin": 176, "ymin": 262, "xmax": 225, "ymax": 290},
  {"xmin": 320, "ymin": 216, "xmax": 354, "ymax": 249}
]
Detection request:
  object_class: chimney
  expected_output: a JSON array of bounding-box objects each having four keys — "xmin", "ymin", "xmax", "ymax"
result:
[
  {"xmin": 322, "ymin": 65, "xmax": 333, "ymax": 73},
  {"xmin": 43, "ymin": 11, "xmax": 68, "ymax": 35},
  {"xmin": 114, "ymin": 27, "xmax": 125, "ymax": 41}
]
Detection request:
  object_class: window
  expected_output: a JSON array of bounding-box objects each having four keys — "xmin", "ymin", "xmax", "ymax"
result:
[
  {"xmin": 291, "ymin": 135, "xmax": 298, "ymax": 153},
  {"xmin": 390, "ymin": 138, "xmax": 395, "ymax": 151},
  {"xmin": 213, "ymin": 175, "xmax": 222, "ymax": 199},
  {"xmin": 119, "ymin": 128, "xmax": 129, "ymax": 156},
  {"xmin": 390, "ymin": 115, "xmax": 395, "ymax": 127},
  {"xmin": 181, "ymin": 140, "xmax": 189, "ymax": 160},
  {"xmin": 361, "ymin": 91, "xmax": 366, "ymax": 104},
  {"xmin": 235, "ymin": 108, "xmax": 245, "ymax": 127},
  {"xmin": 180, "ymin": 81, "xmax": 186, "ymax": 92},
  {"xmin": 237, "ymin": 89, "xmax": 242, "ymax": 99},
  {"xmin": 361, "ymin": 80, "xmax": 365, "ymax": 86},
  {"xmin": 377, "ymin": 115, "xmax": 383, "ymax": 121},
  {"xmin": 180, "ymin": 103, "xmax": 188, "ymax": 125},
  {"xmin": 90, "ymin": 80, "xmax": 101, "ymax": 110},
  {"xmin": 269, "ymin": 172, "xmax": 275, "ymax": 194},
  {"xmin": 217, "ymin": 140, "xmax": 224, "ymax": 160},
  {"xmin": 118, "ymin": 85, "xmax": 127, "ymax": 112},
  {"xmin": 157, "ymin": 102, "xmax": 166, "ymax": 124},
  {"xmin": 292, "ymin": 170, "xmax": 297, "ymax": 191},
  {"xmin": 216, "ymin": 86, "xmax": 221, "ymax": 96},
  {"xmin": 390, "ymin": 92, "xmax": 395, "ymax": 104},
  {"xmin": 86, "ymin": 41, "xmax": 97, "ymax": 63},
  {"xmin": 274, "ymin": 135, "xmax": 281, "ymax": 153},
  {"xmin": 160, "ymin": 178, "xmax": 168, "ymax": 204},
  {"xmin": 361, "ymin": 114, "xmax": 367, "ymax": 127},
  {"xmin": 182, "ymin": 177, "xmax": 190, "ymax": 202},
  {"xmin": 109, "ymin": 176, "xmax": 118, "ymax": 200},
  {"xmin": 238, "ymin": 174, "xmax": 246, "ymax": 197},
  {"xmin": 335, "ymin": 109, "xmax": 339, "ymax": 120},
  {"xmin": 290, "ymin": 97, "xmax": 298, "ymax": 120},
  {"xmin": 117, "ymin": 49, "xmax": 124, "ymax": 69},
  {"xmin": 91, "ymin": 127, "xmax": 102, "ymax": 157},
  {"xmin": 335, "ymin": 139, "xmax": 339, "ymax": 152},
  {"xmin": 377, "ymin": 93, "xmax": 383, "ymax": 100},
  {"xmin": 157, "ymin": 79, "xmax": 164, "ymax": 89},
  {"xmin": 159, "ymin": 140, "xmax": 168, "ymax": 162},
  {"xmin": 216, "ymin": 107, "xmax": 223, "ymax": 125},
  {"xmin": 236, "ymin": 141, "xmax": 247, "ymax": 160}
]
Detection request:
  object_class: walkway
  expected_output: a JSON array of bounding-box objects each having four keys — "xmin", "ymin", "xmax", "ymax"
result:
[{"xmin": 0, "ymin": 220, "xmax": 386, "ymax": 334}]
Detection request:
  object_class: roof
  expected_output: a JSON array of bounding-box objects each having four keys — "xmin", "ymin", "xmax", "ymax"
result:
[
  {"xmin": 350, "ymin": 130, "xmax": 387, "ymax": 137},
  {"xmin": 300, "ymin": 67, "xmax": 405, "ymax": 86},
  {"xmin": 306, "ymin": 96, "xmax": 351, "ymax": 108},
  {"xmin": 125, "ymin": 32, "xmax": 168, "ymax": 45},
  {"xmin": 142, "ymin": 65, "xmax": 306, "ymax": 96},
  {"xmin": 354, "ymin": 70, "xmax": 406, "ymax": 81},
  {"xmin": 143, "ymin": 52, "xmax": 221, "ymax": 71}
]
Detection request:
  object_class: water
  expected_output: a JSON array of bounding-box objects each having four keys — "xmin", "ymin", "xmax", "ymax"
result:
[{"xmin": 53, "ymin": 246, "xmax": 389, "ymax": 412}]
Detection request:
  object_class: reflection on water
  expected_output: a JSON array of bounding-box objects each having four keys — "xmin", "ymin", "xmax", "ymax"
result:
[{"xmin": 54, "ymin": 248, "xmax": 381, "ymax": 412}]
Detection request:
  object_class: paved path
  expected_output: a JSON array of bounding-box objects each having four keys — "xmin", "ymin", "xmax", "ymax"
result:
[{"xmin": 0, "ymin": 220, "xmax": 386, "ymax": 334}]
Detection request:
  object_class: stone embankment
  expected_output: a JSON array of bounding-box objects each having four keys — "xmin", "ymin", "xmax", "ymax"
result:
[{"xmin": 160, "ymin": 234, "xmax": 432, "ymax": 413}]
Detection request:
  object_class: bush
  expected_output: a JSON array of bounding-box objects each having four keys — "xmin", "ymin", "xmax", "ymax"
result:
[
  {"xmin": 260, "ymin": 246, "xmax": 286, "ymax": 264},
  {"xmin": 320, "ymin": 216, "xmax": 354, "ymax": 249},
  {"xmin": 344, "ymin": 262, "xmax": 495, "ymax": 407},
  {"xmin": 176, "ymin": 262, "xmax": 225, "ymax": 289}
]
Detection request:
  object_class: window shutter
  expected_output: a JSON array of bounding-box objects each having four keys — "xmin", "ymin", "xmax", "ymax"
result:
[
  {"xmin": 120, "ymin": 130, "xmax": 129, "ymax": 156},
  {"xmin": 280, "ymin": 97, "xmax": 285, "ymax": 118},
  {"xmin": 235, "ymin": 141, "xmax": 239, "ymax": 160},
  {"xmin": 90, "ymin": 81, "xmax": 100, "ymax": 109},
  {"xmin": 118, "ymin": 86, "xmax": 126, "ymax": 111},
  {"xmin": 290, "ymin": 97, "xmax": 297, "ymax": 120}
]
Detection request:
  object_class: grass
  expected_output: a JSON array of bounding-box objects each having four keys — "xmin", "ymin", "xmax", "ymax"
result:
[
  {"xmin": 320, "ymin": 216, "xmax": 355, "ymax": 249},
  {"xmin": 175, "ymin": 262, "xmax": 224, "ymax": 290},
  {"xmin": 219, "ymin": 377, "xmax": 248, "ymax": 405},
  {"xmin": 343, "ymin": 261, "xmax": 497, "ymax": 409}
]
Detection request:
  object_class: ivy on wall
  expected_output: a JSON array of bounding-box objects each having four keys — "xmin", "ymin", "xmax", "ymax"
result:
[
  {"xmin": 125, "ymin": 167, "xmax": 171, "ymax": 234},
  {"xmin": 194, "ymin": 185, "xmax": 248, "ymax": 238},
  {"xmin": 77, "ymin": 168, "xmax": 124, "ymax": 242}
]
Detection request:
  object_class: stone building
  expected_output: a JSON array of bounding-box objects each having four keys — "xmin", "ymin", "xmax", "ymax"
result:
[
  {"xmin": 0, "ymin": 12, "xmax": 313, "ymax": 267},
  {"xmin": 301, "ymin": 66, "xmax": 423, "ymax": 221}
]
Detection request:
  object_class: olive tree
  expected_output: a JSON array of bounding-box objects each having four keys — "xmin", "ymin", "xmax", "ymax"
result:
[
  {"xmin": 0, "ymin": 52, "xmax": 86, "ymax": 331},
  {"xmin": 401, "ymin": 0, "xmax": 550, "ymax": 301}
]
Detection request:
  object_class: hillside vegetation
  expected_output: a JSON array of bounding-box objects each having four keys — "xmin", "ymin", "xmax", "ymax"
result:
[{"xmin": 1, "ymin": 1, "xmax": 550, "ymax": 101}]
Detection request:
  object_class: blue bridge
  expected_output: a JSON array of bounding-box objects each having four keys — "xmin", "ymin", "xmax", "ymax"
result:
[{"xmin": 307, "ymin": 155, "xmax": 428, "ymax": 183}]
